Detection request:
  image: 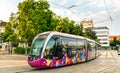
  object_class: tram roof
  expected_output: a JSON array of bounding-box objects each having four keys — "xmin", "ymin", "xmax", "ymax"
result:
[
  {"xmin": 85, "ymin": 38, "xmax": 95, "ymax": 43},
  {"xmin": 39, "ymin": 31, "xmax": 85, "ymax": 39}
]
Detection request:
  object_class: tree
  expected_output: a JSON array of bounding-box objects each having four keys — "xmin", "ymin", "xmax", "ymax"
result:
[
  {"xmin": 84, "ymin": 28, "xmax": 97, "ymax": 40},
  {"xmin": 0, "ymin": 33, "xmax": 4, "ymax": 43},
  {"xmin": 4, "ymin": 22, "xmax": 14, "ymax": 42},
  {"xmin": 72, "ymin": 24, "xmax": 83, "ymax": 36},
  {"xmin": 6, "ymin": 33, "xmax": 19, "ymax": 47},
  {"xmin": 110, "ymin": 37, "xmax": 119, "ymax": 50},
  {"xmin": 67, "ymin": 20, "xmax": 75, "ymax": 34},
  {"xmin": 4, "ymin": 13, "xmax": 19, "ymax": 47},
  {"xmin": 55, "ymin": 17, "xmax": 70, "ymax": 33},
  {"xmin": 17, "ymin": 0, "xmax": 53, "ymax": 46}
]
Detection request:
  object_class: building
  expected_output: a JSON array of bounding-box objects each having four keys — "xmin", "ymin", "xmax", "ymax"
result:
[
  {"xmin": 81, "ymin": 20, "xmax": 110, "ymax": 48},
  {"xmin": 93, "ymin": 27, "xmax": 110, "ymax": 48},
  {"xmin": 0, "ymin": 20, "xmax": 6, "ymax": 51},
  {"xmin": 109, "ymin": 35, "xmax": 120, "ymax": 43},
  {"xmin": 81, "ymin": 20, "xmax": 93, "ymax": 32},
  {"xmin": 0, "ymin": 20, "xmax": 6, "ymax": 33}
]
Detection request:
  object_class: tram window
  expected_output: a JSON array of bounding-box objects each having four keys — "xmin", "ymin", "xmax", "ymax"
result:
[
  {"xmin": 44, "ymin": 37, "xmax": 56, "ymax": 59},
  {"xmin": 30, "ymin": 36, "xmax": 46, "ymax": 56},
  {"xmin": 77, "ymin": 41, "xmax": 85, "ymax": 49},
  {"xmin": 67, "ymin": 39, "xmax": 78, "ymax": 58},
  {"xmin": 88, "ymin": 42, "xmax": 95, "ymax": 52},
  {"xmin": 77, "ymin": 40, "xmax": 85, "ymax": 56},
  {"xmin": 61, "ymin": 40, "xmax": 68, "ymax": 53},
  {"xmin": 87, "ymin": 43, "xmax": 92, "ymax": 51},
  {"xmin": 44, "ymin": 36, "xmax": 64, "ymax": 59},
  {"xmin": 91, "ymin": 43, "xmax": 95, "ymax": 50}
]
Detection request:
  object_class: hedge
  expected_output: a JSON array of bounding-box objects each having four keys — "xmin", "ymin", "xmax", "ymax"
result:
[{"xmin": 14, "ymin": 47, "xmax": 30, "ymax": 54}]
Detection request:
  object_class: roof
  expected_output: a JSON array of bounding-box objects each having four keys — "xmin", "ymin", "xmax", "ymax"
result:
[
  {"xmin": 0, "ymin": 21, "xmax": 6, "ymax": 26},
  {"xmin": 39, "ymin": 31, "xmax": 85, "ymax": 39},
  {"xmin": 92, "ymin": 27, "xmax": 109, "ymax": 30},
  {"xmin": 38, "ymin": 31, "xmax": 96, "ymax": 43},
  {"xmin": 109, "ymin": 35, "xmax": 120, "ymax": 39}
]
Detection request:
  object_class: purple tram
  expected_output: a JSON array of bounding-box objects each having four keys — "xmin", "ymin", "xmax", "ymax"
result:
[{"xmin": 28, "ymin": 31, "xmax": 101, "ymax": 68}]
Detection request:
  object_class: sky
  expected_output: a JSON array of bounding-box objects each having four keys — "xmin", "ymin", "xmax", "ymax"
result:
[{"xmin": 0, "ymin": 0, "xmax": 120, "ymax": 35}]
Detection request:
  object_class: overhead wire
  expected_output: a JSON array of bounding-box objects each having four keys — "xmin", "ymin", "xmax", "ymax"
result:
[
  {"xmin": 48, "ymin": 0, "xmax": 113, "ymax": 24},
  {"xmin": 47, "ymin": 0, "xmax": 81, "ymax": 21},
  {"xmin": 92, "ymin": 0, "xmax": 113, "ymax": 25},
  {"xmin": 103, "ymin": 0, "xmax": 112, "ymax": 21},
  {"xmin": 103, "ymin": 0, "xmax": 113, "ymax": 34},
  {"xmin": 47, "ymin": 0, "xmax": 99, "ymax": 22},
  {"xmin": 68, "ymin": 0, "xmax": 96, "ymax": 9}
]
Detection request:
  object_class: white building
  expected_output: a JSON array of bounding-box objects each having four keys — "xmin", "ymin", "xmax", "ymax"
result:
[
  {"xmin": 0, "ymin": 20, "xmax": 6, "ymax": 33},
  {"xmin": 0, "ymin": 20, "xmax": 6, "ymax": 51},
  {"xmin": 93, "ymin": 27, "xmax": 110, "ymax": 48}
]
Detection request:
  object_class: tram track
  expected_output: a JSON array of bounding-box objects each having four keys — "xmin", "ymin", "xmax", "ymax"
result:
[
  {"xmin": 69, "ymin": 51, "xmax": 119, "ymax": 73},
  {"xmin": 15, "ymin": 58, "xmax": 104, "ymax": 73},
  {"xmin": 97, "ymin": 51, "xmax": 118, "ymax": 73},
  {"xmin": 15, "ymin": 51, "xmax": 106, "ymax": 73},
  {"xmin": 68, "ymin": 51, "xmax": 107, "ymax": 73}
]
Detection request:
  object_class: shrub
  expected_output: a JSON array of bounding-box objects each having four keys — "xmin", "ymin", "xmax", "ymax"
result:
[{"xmin": 14, "ymin": 47, "xmax": 30, "ymax": 54}]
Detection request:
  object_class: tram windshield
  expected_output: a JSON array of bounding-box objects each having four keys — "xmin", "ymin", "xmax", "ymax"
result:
[{"xmin": 30, "ymin": 34, "xmax": 48, "ymax": 56}]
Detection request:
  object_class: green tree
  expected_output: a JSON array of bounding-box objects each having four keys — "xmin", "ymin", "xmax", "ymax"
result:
[
  {"xmin": 4, "ymin": 22, "xmax": 14, "ymax": 42},
  {"xmin": 0, "ymin": 33, "xmax": 4, "ymax": 43},
  {"xmin": 110, "ymin": 37, "xmax": 119, "ymax": 50},
  {"xmin": 6, "ymin": 33, "xmax": 19, "ymax": 47},
  {"xmin": 67, "ymin": 20, "xmax": 75, "ymax": 34},
  {"xmin": 72, "ymin": 24, "xmax": 83, "ymax": 36},
  {"xmin": 55, "ymin": 17, "xmax": 70, "ymax": 33},
  {"xmin": 17, "ymin": 0, "xmax": 53, "ymax": 46},
  {"xmin": 84, "ymin": 28, "xmax": 97, "ymax": 40},
  {"xmin": 50, "ymin": 15, "xmax": 61, "ymax": 31},
  {"xmin": 4, "ymin": 13, "xmax": 19, "ymax": 47}
]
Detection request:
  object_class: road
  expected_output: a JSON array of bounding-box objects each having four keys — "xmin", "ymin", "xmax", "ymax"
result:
[{"xmin": 0, "ymin": 50, "xmax": 120, "ymax": 73}]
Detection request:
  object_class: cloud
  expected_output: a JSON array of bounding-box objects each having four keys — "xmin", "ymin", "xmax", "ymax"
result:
[
  {"xmin": 112, "ymin": 0, "xmax": 120, "ymax": 9},
  {"xmin": 59, "ymin": 0, "xmax": 68, "ymax": 5},
  {"xmin": 86, "ymin": 10, "xmax": 111, "ymax": 26},
  {"xmin": 89, "ymin": 0, "xmax": 105, "ymax": 8},
  {"xmin": 0, "ymin": 0, "xmax": 22, "ymax": 21},
  {"xmin": 50, "ymin": 6, "xmax": 87, "ymax": 22}
]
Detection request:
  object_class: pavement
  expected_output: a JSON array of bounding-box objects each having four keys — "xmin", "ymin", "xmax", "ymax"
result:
[
  {"xmin": 0, "ymin": 50, "xmax": 120, "ymax": 73},
  {"xmin": 0, "ymin": 54, "xmax": 28, "ymax": 68}
]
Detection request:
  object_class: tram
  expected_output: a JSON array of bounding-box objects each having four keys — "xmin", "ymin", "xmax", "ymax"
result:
[{"xmin": 28, "ymin": 31, "xmax": 101, "ymax": 68}]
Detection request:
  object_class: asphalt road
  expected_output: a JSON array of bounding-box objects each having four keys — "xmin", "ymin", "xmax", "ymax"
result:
[{"xmin": 0, "ymin": 50, "xmax": 120, "ymax": 73}]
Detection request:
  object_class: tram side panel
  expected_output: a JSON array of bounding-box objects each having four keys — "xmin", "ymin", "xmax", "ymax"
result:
[
  {"xmin": 29, "ymin": 36, "xmax": 88, "ymax": 68},
  {"xmin": 95, "ymin": 43, "xmax": 100, "ymax": 57},
  {"xmin": 87, "ymin": 41, "xmax": 96, "ymax": 60}
]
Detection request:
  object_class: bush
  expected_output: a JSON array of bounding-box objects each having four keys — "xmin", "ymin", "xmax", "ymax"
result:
[{"xmin": 14, "ymin": 47, "xmax": 30, "ymax": 55}]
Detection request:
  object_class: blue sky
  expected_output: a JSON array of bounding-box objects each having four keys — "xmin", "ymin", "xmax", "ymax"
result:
[{"xmin": 0, "ymin": 0, "xmax": 120, "ymax": 35}]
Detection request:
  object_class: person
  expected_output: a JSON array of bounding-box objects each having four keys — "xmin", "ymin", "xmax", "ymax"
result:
[
  {"xmin": 9, "ymin": 45, "xmax": 13, "ymax": 54},
  {"xmin": 7, "ymin": 45, "xmax": 10, "ymax": 54},
  {"xmin": 82, "ymin": 46, "xmax": 86, "ymax": 55}
]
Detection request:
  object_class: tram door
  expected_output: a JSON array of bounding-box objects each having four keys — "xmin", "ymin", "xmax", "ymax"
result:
[
  {"xmin": 53, "ymin": 36, "xmax": 64, "ymax": 59},
  {"xmin": 87, "ymin": 42, "xmax": 96, "ymax": 60}
]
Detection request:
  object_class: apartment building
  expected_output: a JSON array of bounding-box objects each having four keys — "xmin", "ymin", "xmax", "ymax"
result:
[
  {"xmin": 93, "ymin": 27, "xmax": 110, "ymax": 47},
  {"xmin": 81, "ymin": 20, "xmax": 93, "ymax": 32},
  {"xmin": 81, "ymin": 20, "xmax": 110, "ymax": 48}
]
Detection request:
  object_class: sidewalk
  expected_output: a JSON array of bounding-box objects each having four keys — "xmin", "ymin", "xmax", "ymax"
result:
[
  {"xmin": 0, "ymin": 50, "xmax": 8, "ymax": 55},
  {"xmin": 0, "ymin": 60, "xmax": 28, "ymax": 68},
  {"xmin": 0, "ymin": 54, "xmax": 28, "ymax": 68}
]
